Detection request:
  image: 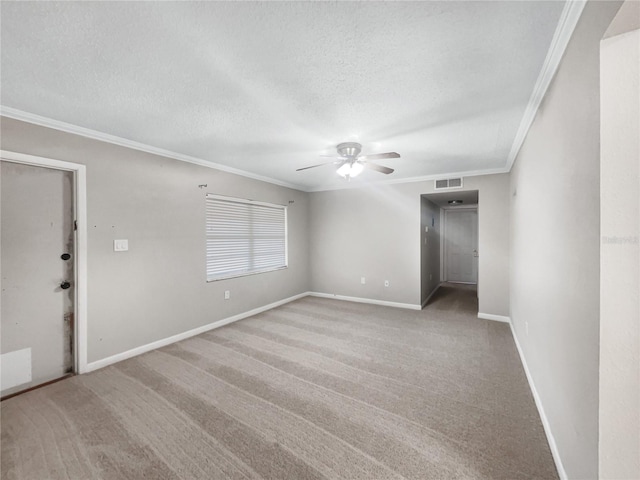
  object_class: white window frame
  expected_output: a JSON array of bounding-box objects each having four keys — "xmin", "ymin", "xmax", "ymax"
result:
[{"xmin": 206, "ymin": 194, "xmax": 288, "ymax": 282}]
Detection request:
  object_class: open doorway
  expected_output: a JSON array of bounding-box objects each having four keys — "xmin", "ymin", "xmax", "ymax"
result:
[{"xmin": 420, "ymin": 190, "xmax": 479, "ymax": 308}]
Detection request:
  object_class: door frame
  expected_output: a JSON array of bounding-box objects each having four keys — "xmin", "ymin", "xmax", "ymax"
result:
[
  {"xmin": 1, "ymin": 150, "xmax": 88, "ymax": 374},
  {"xmin": 442, "ymin": 207, "xmax": 478, "ymax": 284}
]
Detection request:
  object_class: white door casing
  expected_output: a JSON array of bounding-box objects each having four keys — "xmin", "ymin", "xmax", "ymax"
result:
[{"xmin": 0, "ymin": 151, "xmax": 87, "ymax": 385}]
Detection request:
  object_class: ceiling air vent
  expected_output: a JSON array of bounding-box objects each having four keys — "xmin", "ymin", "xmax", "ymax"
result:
[{"xmin": 434, "ymin": 177, "xmax": 463, "ymax": 190}]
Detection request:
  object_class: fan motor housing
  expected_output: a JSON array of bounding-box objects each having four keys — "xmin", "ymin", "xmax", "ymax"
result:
[{"xmin": 336, "ymin": 142, "xmax": 362, "ymax": 158}]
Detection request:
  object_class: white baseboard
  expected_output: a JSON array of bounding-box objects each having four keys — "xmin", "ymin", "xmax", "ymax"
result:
[
  {"xmin": 509, "ymin": 322, "xmax": 567, "ymax": 480},
  {"xmin": 478, "ymin": 312, "xmax": 511, "ymax": 323},
  {"xmin": 422, "ymin": 283, "xmax": 443, "ymax": 308},
  {"xmin": 309, "ymin": 292, "xmax": 422, "ymax": 311},
  {"xmin": 85, "ymin": 291, "xmax": 311, "ymax": 373}
]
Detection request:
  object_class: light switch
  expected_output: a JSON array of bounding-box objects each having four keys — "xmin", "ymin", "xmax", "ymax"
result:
[{"xmin": 114, "ymin": 239, "xmax": 129, "ymax": 252}]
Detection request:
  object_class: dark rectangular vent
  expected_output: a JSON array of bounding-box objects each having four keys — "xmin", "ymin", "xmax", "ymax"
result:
[{"xmin": 434, "ymin": 178, "xmax": 463, "ymax": 190}]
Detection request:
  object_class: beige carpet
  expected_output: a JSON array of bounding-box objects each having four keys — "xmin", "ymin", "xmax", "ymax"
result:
[{"xmin": 1, "ymin": 284, "xmax": 557, "ymax": 479}]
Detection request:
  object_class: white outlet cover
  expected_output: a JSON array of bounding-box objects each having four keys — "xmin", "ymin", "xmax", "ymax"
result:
[
  {"xmin": 114, "ymin": 239, "xmax": 129, "ymax": 251},
  {"xmin": 361, "ymin": 277, "xmax": 366, "ymax": 285}
]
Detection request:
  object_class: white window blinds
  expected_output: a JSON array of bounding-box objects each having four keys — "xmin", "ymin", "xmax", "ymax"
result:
[{"xmin": 206, "ymin": 194, "xmax": 288, "ymax": 281}]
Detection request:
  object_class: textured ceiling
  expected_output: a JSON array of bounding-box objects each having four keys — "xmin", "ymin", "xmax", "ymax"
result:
[{"xmin": 1, "ymin": 1, "xmax": 565, "ymax": 191}]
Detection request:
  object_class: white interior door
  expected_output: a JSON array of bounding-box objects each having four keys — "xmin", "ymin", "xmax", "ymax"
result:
[
  {"xmin": 1, "ymin": 161, "xmax": 75, "ymax": 397},
  {"xmin": 445, "ymin": 209, "xmax": 478, "ymax": 283}
]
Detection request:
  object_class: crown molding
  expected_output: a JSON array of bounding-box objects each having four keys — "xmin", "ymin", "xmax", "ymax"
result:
[
  {"xmin": 0, "ymin": 106, "xmax": 307, "ymax": 192},
  {"xmin": 505, "ymin": 0, "xmax": 587, "ymax": 172},
  {"xmin": 0, "ymin": 105, "xmax": 511, "ymax": 193},
  {"xmin": 1, "ymin": 107, "xmax": 509, "ymax": 194},
  {"xmin": 307, "ymin": 166, "xmax": 510, "ymax": 193}
]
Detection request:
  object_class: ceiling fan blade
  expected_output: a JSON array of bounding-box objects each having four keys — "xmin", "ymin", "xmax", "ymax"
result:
[
  {"xmin": 364, "ymin": 162, "xmax": 394, "ymax": 174},
  {"xmin": 358, "ymin": 152, "xmax": 400, "ymax": 161},
  {"xmin": 296, "ymin": 160, "xmax": 339, "ymax": 171}
]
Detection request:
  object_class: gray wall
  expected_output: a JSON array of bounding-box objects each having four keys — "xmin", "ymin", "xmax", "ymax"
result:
[
  {"xmin": 0, "ymin": 117, "xmax": 510, "ymax": 366},
  {"xmin": 420, "ymin": 196, "xmax": 441, "ymax": 305},
  {"xmin": 509, "ymin": 1, "xmax": 622, "ymax": 478},
  {"xmin": 600, "ymin": 4, "xmax": 639, "ymax": 477},
  {"xmin": 309, "ymin": 174, "xmax": 510, "ymax": 314},
  {"xmin": 0, "ymin": 118, "xmax": 310, "ymax": 364}
]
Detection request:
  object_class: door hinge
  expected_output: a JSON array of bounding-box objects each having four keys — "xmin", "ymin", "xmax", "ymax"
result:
[{"xmin": 74, "ymin": 220, "xmax": 78, "ymax": 231}]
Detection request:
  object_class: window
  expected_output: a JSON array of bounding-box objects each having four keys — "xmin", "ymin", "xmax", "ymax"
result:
[{"xmin": 206, "ymin": 194, "xmax": 287, "ymax": 281}]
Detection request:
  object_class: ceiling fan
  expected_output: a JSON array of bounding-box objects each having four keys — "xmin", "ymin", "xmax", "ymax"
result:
[{"xmin": 296, "ymin": 142, "xmax": 400, "ymax": 179}]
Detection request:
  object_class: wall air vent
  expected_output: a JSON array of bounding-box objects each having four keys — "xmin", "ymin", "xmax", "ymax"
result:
[{"xmin": 434, "ymin": 177, "xmax": 463, "ymax": 190}]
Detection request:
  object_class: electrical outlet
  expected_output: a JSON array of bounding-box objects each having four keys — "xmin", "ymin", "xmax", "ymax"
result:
[
  {"xmin": 224, "ymin": 290, "xmax": 230, "ymax": 300},
  {"xmin": 361, "ymin": 276, "xmax": 366, "ymax": 285},
  {"xmin": 114, "ymin": 239, "xmax": 128, "ymax": 252},
  {"xmin": 384, "ymin": 280, "xmax": 390, "ymax": 287},
  {"xmin": 429, "ymin": 273, "xmax": 432, "ymax": 281}
]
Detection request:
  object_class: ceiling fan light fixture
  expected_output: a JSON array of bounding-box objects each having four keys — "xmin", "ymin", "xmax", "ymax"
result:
[
  {"xmin": 296, "ymin": 142, "xmax": 399, "ymax": 178},
  {"xmin": 337, "ymin": 162, "xmax": 364, "ymax": 178}
]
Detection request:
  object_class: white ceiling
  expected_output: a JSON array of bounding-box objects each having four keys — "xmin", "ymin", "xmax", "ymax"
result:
[{"xmin": 0, "ymin": 1, "xmax": 566, "ymax": 192}]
